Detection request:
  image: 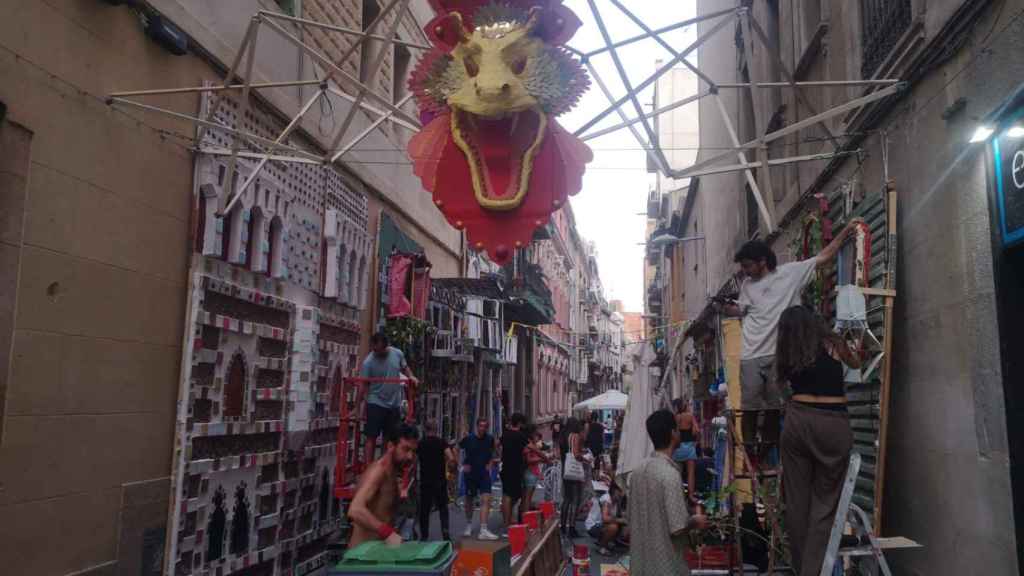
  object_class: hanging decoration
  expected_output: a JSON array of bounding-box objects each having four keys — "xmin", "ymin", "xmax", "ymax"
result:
[
  {"xmin": 407, "ymin": 0, "xmax": 592, "ymax": 264},
  {"xmin": 387, "ymin": 251, "xmax": 432, "ymax": 319},
  {"xmin": 792, "ymin": 193, "xmax": 833, "ymax": 315}
]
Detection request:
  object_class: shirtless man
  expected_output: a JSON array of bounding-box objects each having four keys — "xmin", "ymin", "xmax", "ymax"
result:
[{"xmin": 347, "ymin": 423, "xmax": 420, "ymax": 549}]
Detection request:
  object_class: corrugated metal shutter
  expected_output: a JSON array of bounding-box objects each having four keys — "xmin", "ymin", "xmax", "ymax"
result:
[{"xmin": 824, "ymin": 184, "xmax": 890, "ymax": 528}]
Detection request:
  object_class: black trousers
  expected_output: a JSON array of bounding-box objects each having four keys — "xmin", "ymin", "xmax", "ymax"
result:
[{"xmin": 418, "ymin": 482, "xmax": 450, "ymax": 539}]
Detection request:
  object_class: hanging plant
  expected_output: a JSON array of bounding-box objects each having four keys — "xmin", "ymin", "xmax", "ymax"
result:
[{"xmin": 383, "ymin": 316, "xmax": 434, "ymax": 368}]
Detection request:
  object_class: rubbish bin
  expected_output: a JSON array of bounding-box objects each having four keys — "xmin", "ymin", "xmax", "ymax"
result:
[{"xmin": 329, "ymin": 541, "xmax": 455, "ymax": 575}]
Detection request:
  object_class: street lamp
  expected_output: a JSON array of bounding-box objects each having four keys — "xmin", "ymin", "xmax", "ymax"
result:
[{"xmin": 969, "ymin": 125, "xmax": 995, "ymax": 143}]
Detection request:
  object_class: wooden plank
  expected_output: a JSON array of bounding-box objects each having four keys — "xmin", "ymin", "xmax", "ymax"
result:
[
  {"xmin": 874, "ymin": 181, "xmax": 898, "ymax": 534},
  {"xmin": 875, "ymin": 537, "xmax": 923, "ymax": 550}
]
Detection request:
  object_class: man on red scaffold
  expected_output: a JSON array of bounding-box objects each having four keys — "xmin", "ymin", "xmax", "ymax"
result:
[{"xmin": 358, "ymin": 332, "xmax": 420, "ymax": 467}]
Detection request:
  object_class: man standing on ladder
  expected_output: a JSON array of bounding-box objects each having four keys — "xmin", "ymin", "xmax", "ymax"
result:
[
  {"xmin": 358, "ymin": 332, "xmax": 420, "ymax": 467},
  {"xmin": 718, "ymin": 219, "xmax": 862, "ymax": 461}
]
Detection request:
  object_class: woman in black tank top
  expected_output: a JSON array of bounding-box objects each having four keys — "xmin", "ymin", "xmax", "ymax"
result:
[
  {"xmin": 671, "ymin": 398, "xmax": 701, "ymax": 505},
  {"xmin": 776, "ymin": 306, "xmax": 862, "ymax": 576}
]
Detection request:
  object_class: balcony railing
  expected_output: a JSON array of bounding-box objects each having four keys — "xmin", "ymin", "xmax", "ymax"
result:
[
  {"xmin": 432, "ymin": 329, "xmax": 455, "ymax": 357},
  {"xmin": 431, "ymin": 330, "xmax": 473, "ymax": 360}
]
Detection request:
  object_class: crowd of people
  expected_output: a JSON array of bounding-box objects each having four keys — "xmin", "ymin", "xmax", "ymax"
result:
[{"xmin": 344, "ymin": 218, "xmax": 865, "ymax": 575}]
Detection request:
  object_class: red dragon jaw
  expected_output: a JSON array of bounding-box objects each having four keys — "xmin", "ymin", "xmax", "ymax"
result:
[
  {"xmin": 407, "ymin": 0, "xmax": 591, "ymax": 264},
  {"xmin": 450, "ymin": 107, "xmax": 548, "ymax": 211}
]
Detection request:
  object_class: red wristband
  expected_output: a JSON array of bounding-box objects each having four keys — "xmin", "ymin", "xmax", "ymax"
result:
[{"xmin": 377, "ymin": 524, "xmax": 395, "ymax": 539}]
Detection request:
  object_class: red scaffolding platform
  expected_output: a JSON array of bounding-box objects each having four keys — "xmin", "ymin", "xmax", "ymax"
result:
[{"xmin": 334, "ymin": 376, "xmax": 417, "ymax": 499}]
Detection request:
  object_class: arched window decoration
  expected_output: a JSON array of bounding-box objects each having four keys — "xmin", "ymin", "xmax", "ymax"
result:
[
  {"xmin": 319, "ymin": 467, "xmax": 330, "ymax": 522},
  {"xmin": 330, "ymin": 366, "xmax": 342, "ymax": 415},
  {"xmin": 207, "ymin": 486, "xmax": 227, "ymax": 563},
  {"xmin": 220, "ymin": 212, "xmax": 233, "ymax": 260},
  {"xmin": 356, "ymin": 255, "xmax": 367, "ymax": 309},
  {"xmin": 228, "ymin": 206, "xmax": 247, "ymax": 264},
  {"xmin": 337, "ymin": 242, "xmax": 348, "ymax": 301},
  {"xmin": 223, "ymin": 354, "xmax": 246, "ymax": 418},
  {"xmin": 347, "ymin": 250, "xmax": 358, "ymax": 305},
  {"xmin": 196, "ymin": 195, "xmax": 207, "ymax": 255},
  {"xmin": 268, "ymin": 216, "xmax": 284, "ymax": 277},
  {"xmin": 229, "ymin": 483, "xmax": 250, "ymax": 555},
  {"xmin": 247, "ymin": 208, "xmax": 264, "ymax": 271}
]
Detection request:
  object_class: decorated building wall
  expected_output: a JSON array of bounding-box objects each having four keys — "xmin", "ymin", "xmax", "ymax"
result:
[{"xmin": 167, "ymin": 85, "xmax": 377, "ymax": 575}]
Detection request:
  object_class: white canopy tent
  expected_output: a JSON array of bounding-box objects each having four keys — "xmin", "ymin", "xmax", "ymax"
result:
[
  {"xmin": 573, "ymin": 389, "xmax": 629, "ymax": 411},
  {"xmin": 615, "ymin": 343, "xmax": 657, "ymax": 484}
]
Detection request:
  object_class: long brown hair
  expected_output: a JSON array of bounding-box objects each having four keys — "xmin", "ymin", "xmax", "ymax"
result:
[{"xmin": 776, "ymin": 305, "xmax": 844, "ymax": 381}]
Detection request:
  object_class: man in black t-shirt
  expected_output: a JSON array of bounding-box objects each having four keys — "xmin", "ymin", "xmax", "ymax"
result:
[
  {"xmin": 500, "ymin": 413, "xmax": 529, "ymax": 529},
  {"xmin": 417, "ymin": 420, "xmax": 454, "ymax": 541},
  {"xmin": 459, "ymin": 418, "xmax": 499, "ymax": 540}
]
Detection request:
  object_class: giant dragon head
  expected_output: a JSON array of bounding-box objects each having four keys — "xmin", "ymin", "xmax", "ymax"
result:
[{"xmin": 408, "ymin": 0, "xmax": 592, "ymax": 264}]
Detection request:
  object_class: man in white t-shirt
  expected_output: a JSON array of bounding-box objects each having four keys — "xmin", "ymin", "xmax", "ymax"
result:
[{"xmin": 720, "ymin": 218, "xmax": 863, "ymax": 449}]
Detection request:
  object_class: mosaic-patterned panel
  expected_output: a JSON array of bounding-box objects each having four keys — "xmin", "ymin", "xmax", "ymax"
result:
[{"xmin": 174, "ymin": 93, "xmax": 375, "ymax": 575}]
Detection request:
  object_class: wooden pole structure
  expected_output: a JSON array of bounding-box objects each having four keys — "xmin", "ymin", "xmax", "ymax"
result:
[{"xmin": 873, "ymin": 180, "xmax": 898, "ymax": 533}]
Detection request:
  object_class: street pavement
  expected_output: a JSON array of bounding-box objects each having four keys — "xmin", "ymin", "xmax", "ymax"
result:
[{"xmin": 404, "ymin": 482, "xmax": 627, "ymax": 575}]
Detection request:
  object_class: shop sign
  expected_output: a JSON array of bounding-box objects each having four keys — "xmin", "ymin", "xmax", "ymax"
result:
[{"xmin": 993, "ymin": 116, "xmax": 1024, "ymax": 247}]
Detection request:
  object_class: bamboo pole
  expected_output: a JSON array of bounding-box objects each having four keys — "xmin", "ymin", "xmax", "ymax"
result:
[{"xmin": 109, "ymin": 79, "xmax": 323, "ymax": 98}]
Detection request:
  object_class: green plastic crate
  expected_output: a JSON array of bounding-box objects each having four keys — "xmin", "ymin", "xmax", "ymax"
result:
[{"xmin": 330, "ymin": 541, "xmax": 455, "ymax": 575}]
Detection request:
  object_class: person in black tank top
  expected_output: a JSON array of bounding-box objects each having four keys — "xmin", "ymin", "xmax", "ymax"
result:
[{"xmin": 776, "ymin": 306, "xmax": 862, "ymax": 576}]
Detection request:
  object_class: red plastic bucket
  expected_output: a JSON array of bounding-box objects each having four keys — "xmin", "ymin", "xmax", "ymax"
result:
[
  {"xmin": 508, "ymin": 524, "xmax": 528, "ymax": 557},
  {"xmin": 540, "ymin": 501, "xmax": 556, "ymax": 520},
  {"xmin": 524, "ymin": 510, "xmax": 542, "ymax": 531}
]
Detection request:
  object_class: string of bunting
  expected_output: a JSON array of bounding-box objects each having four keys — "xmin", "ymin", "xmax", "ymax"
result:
[{"xmin": 505, "ymin": 318, "xmax": 692, "ymax": 346}]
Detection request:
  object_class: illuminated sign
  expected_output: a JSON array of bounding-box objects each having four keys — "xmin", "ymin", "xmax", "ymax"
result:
[{"xmin": 993, "ymin": 118, "xmax": 1024, "ymax": 247}]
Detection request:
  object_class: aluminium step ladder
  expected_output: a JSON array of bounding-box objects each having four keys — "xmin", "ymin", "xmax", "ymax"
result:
[{"xmin": 820, "ymin": 452, "xmax": 920, "ymax": 576}]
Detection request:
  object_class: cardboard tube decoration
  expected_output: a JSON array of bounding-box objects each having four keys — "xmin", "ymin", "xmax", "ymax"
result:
[{"xmin": 408, "ymin": 0, "xmax": 593, "ymax": 264}]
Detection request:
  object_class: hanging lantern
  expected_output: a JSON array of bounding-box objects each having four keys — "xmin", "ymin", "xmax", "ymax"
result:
[{"xmin": 408, "ymin": 0, "xmax": 592, "ymax": 264}]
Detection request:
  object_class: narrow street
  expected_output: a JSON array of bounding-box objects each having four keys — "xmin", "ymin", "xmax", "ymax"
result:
[{"xmin": 3, "ymin": 1, "xmax": 1024, "ymax": 575}]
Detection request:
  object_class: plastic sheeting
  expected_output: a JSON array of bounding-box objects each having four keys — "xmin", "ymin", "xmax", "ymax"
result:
[{"xmin": 615, "ymin": 343, "xmax": 657, "ymax": 486}]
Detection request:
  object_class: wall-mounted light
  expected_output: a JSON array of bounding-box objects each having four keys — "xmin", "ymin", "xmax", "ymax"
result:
[
  {"xmin": 969, "ymin": 125, "xmax": 995, "ymax": 143},
  {"xmin": 1007, "ymin": 125, "xmax": 1024, "ymax": 138}
]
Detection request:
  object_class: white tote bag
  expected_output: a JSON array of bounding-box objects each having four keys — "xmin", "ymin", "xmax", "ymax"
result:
[{"xmin": 563, "ymin": 434, "xmax": 585, "ymax": 481}]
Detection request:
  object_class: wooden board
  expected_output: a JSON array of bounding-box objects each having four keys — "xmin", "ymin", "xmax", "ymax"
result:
[
  {"xmin": 873, "ymin": 182, "xmax": 898, "ymax": 532},
  {"xmin": 512, "ymin": 518, "xmax": 564, "ymax": 576}
]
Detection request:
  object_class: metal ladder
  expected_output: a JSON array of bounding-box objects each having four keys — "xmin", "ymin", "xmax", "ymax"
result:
[{"xmin": 819, "ymin": 452, "xmax": 893, "ymax": 576}]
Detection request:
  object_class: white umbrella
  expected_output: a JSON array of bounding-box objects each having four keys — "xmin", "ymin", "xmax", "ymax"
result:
[
  {"xmin": 573, "ymin": 389, "xmax": 629, "ymax": 411},
  {"xmin": 615, "ymin": 343, "xmax": 657, "ymax": 484}
]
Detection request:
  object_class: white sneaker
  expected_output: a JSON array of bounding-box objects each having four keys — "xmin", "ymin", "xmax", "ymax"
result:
[
  {"xmin": 478, "ymin": 527, "xmax": 499, "ymax": 541},
  {"xmin": 463, "ymin": 525, "xmax": 474, "ymax": 537}
]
